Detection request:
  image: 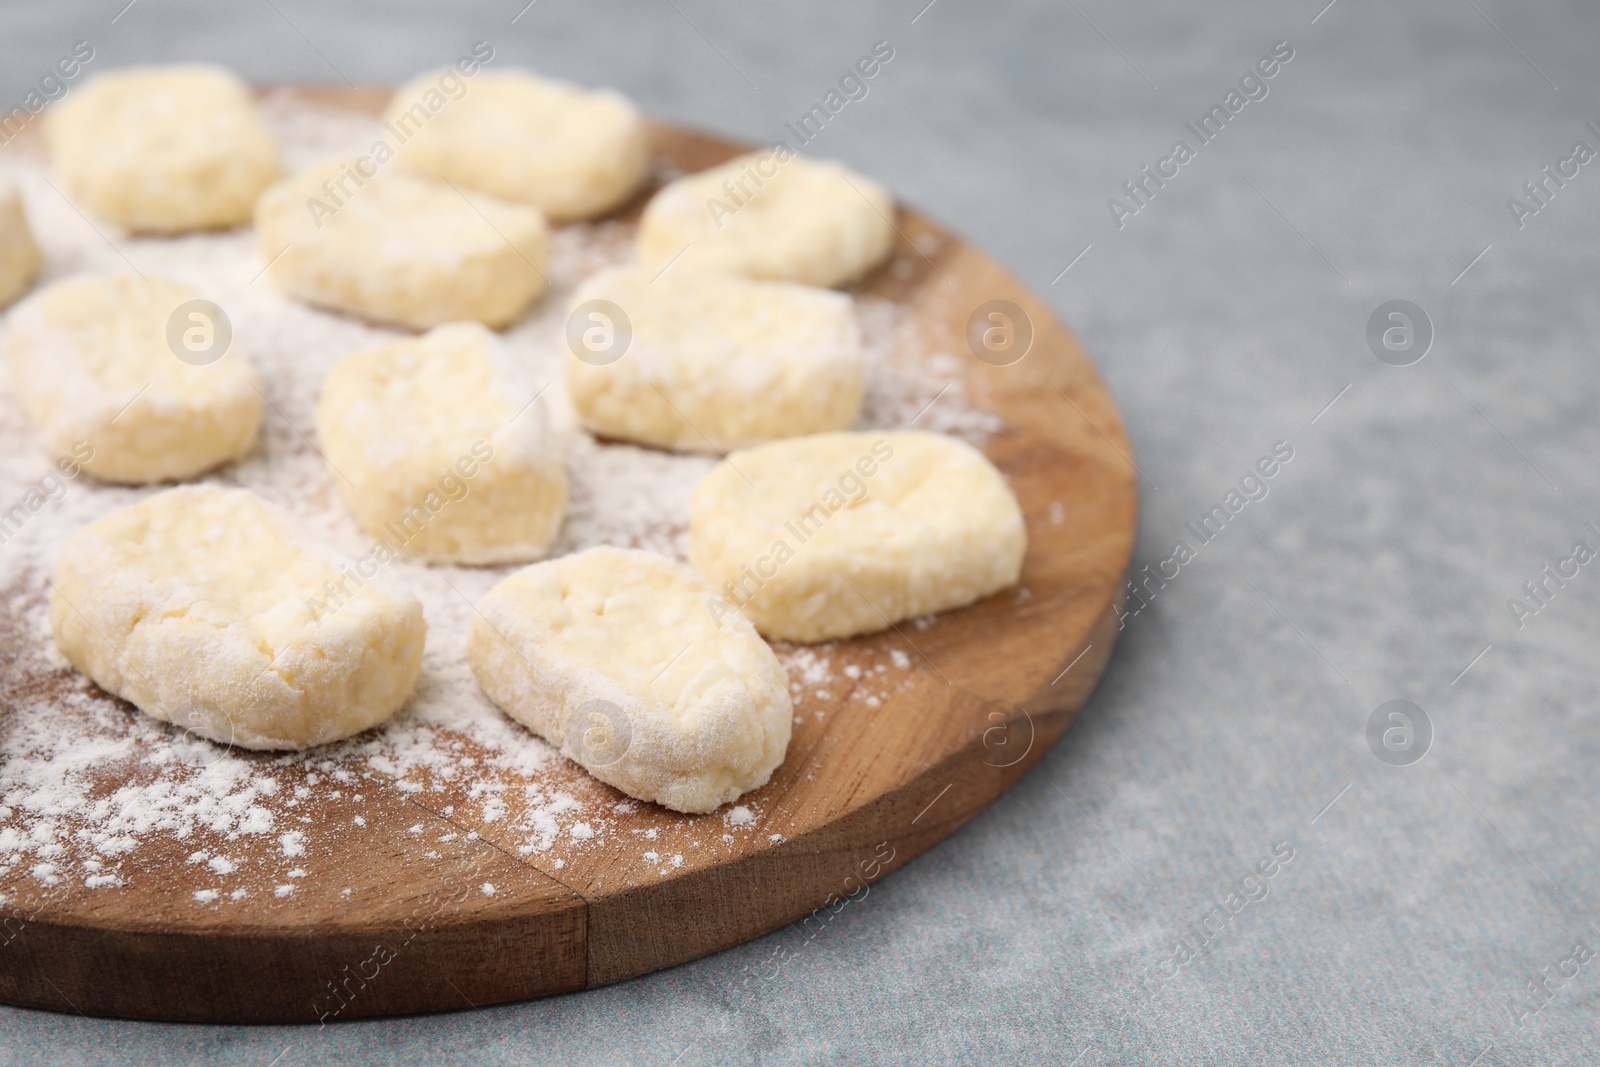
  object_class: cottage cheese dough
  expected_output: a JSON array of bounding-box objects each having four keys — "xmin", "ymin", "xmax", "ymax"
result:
[
  {"xmin": 385, "ymin": 68, "xmax": 649, "ymax": 222},
  {"xmin": 0, "ymin": 179, "xmax": 41, "ymax": 308},
  {"xmin": 637, "ymin": 152, "xmax": 896, "ymax": 288},
  {"xmin": 3, "ymin": 274, "xmax": 261, "ymax": 483},
  {"xmin": 50, "ymin": 486, "xmax": 426, "ymax": 750},
  {"xmin": 689, "ymin": 431, "xmax": 1026, "ymax": 643},
  {"xmin": 565, "ymin": 265, "xmax": 864, "ymax": 453},
  {"xmin": 46, "ymin": 64, "xmax": 281, "ymax": 233},
  {"xmin": 468, "ymin": 547, "xmax": 792, "ymax": 813},
  {"xmin": 255, "ymin": 159, "xmax": 549, "ymax": 330},
  {"xmin": 316, "ymin": 322, "xmax": 568, "ymax": 564}
]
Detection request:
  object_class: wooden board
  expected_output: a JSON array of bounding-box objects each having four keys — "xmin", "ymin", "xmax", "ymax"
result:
[{"xmin": 0, "ymin": 88, "xmax": 1137, "ymax": 1023}]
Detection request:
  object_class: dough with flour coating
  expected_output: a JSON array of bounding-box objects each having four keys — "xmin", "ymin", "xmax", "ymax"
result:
[
  {"xmin": 46, "ymin": 65, "xmax": 281, "ymax": 233},
  {"xmin": 316, "ymin": 322, "xmax": 568, "ymax": 564},
  {"xmin": 50, "ymin": 486, "xmax": 426, "ymax": 750},
  {"xmin": 255, "ymin": 159, "xmax": 549, "ymax": 330},
  {"xmin": 3, "ymin": 274, "xmax": 261, "ymax": 483},
  {"xmin": 565, "ymin": 265, "xmax": 864, "ymax": 452},
  {"xmin": 689, "ymin": 431, "xmax": 1027, "ymax": 643},
  {"xmin": 0, "ymin": 178, "xmax": 41, "ymax": 308},
  {"xmin": 637, "ymin": 152, "xmax": 896, "ymax": 288},
  {"xmin": 468, "ymin": 546, "xmax": 792, "ymax": 813},
  {"xmin": 385, "ymin": 68, "xmax": 649, "ymax": 222}
]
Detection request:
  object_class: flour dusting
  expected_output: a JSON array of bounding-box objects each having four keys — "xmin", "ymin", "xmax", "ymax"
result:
[{"xmin": 0, "ymin": 93, "xmax": 993, "ymax": 905}]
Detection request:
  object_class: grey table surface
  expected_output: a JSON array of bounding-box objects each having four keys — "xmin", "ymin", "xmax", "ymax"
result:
[{"xmin": 3, "ymin": 0, "xmax": 1599, "ymax": 1064}]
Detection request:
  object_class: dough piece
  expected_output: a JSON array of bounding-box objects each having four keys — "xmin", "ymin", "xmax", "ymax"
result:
[
  {"xmin": 468, "ymin": 546, "xmax": 792, "ymax": 813},
  {"xmin": 637, "ymin": 152, "xmax": 896, "ymax": 288},
  {"xmin": 689, "ymin": 431, "xmax": 1026, "ymax": 643},
  {"xmin": 50, "ymin": 486, "xmax": 426, "ymax": 750},
  {"xmin": 316, "ymin": 322, "xmax": 568, "ymax": 564},
  {"xmin": 0, "ymin": 178, "xmax": 41, "ymax": 308},
  {"xmin": 385, "ymin": 68, "xmax": 649, "ymax": 222},
  {"xmin": 3, "ymin": 274, "xmax": 262, "ymax": 484},
  {"xmin": 255, "ymin": 159, "xmax": 549, "ymax": 330},
  {"xmin": 565, "ymin": 265, "xmax": 864, "ymax": 453},
  {"xmin": 46, "ymin": 64, "xmax": 281, "ymax": 233}
]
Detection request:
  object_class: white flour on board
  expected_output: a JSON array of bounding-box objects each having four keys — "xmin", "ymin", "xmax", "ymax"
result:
[{"xmin": 0, "ymin": 92, "xmax": 998, "ymax": 902}]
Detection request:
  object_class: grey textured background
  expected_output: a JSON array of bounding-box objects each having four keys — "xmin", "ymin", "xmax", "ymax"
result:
[{"xmin": 3, "ymin": 0, "xmax": 1599, "ymax": 1064}]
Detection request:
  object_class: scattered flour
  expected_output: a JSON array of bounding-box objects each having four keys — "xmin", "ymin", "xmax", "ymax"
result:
[{"xmin": 0, "ymin": 92, "xmax": 992, "ymax": 904}]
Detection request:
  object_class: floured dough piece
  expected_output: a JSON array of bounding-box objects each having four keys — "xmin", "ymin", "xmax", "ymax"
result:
[
  {"xmin": 255, "ymin": 159, "xmax": 549, "ymax": 330},
  {"xmin": 385, "ymin": 68, "xmax": 649, "ymax": 222},
  {"xmin": 637, "ymin": 152, "xmax": 896, "ymax": 288},
  {"xmin": 46, "ymin": 64, "xmax": 281, "ymax": 233},
  {"xmin": 3, "ymin": 274, "xmax": 262, "ymax": 483},
  {"xmin": 50, "ymin": 486, "xmax": 426, "ymax": 750},
  {"xmin": 0, "ymin": 178, "xmax": 41, "ymax": 308},
  {"xmin": 690, "ymin": 431, "xmax": 1026, "ymax": 643},
  {"xmin": 316, "ymin": 322, "xmax": 568, "ymax": 564},
  {"xmin": 468, "ymin": 547, "xmax": 792, "ymax": 813},
  {"xmin": 566, "ymin": 265, "xmax": 864, "ymax": 452}
]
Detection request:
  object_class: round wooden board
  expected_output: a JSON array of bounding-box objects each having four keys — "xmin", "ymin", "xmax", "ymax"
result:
[{"xmin": 0, "ymin": 88, "xmax": 1137, "ymax": 1023}]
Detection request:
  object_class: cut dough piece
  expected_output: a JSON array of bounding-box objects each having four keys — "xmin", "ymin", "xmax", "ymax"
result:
[
  {"xmin": 637, "ymin": 152, "xmax": 896, "ymax": 288},
  {"xmin": 468, "ymin": 546, "xmax": 792, "ymax": 813},
  {"xmin": 50, "ymin": 486, "xmax": 426, "ymax": 750},
  {"xmin": 689, "ymin": 431, "xmax": 1026, "ymax": 643},
  {"xmin": 565, "ymin": 265, "xmax": 864, "ymax": 453},
  {"xmin": 255, "ymin": 159, "xmax": 549, "ymax": 330},
  {"xmin": 385, "ymin": 68, "xmax": 649, "ymax": 222},
  {"xmin": 46, "ymin": 64, "xmax": 281, "ymax": 233},
  {"xmin": 0, "ymin": 178, "xmax": 41, "ymax": 308},
  {"xmin": 3, "ymin": 274, "xmax": 262, "ymax": 484},
  {"xmin": 316, "ymin": 322, "xmax": 568, "ymax": 564}
]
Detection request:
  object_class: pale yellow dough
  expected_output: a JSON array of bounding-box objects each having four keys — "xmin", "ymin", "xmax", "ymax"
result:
[
  {"xmin": 316, "ymin": 322, "xmax": 568, "ymax": 564},
  {"xmin": 468, "ymin": 546, "xmax": 793, "ymax": 813},
  {"xmin": 385, "ymin": 68, "xmax": 649, "ymax": 222},
  {"xmin": 3, "ymin": 274, "xmax": 262, "ymax": 484},
  {"xmin": 689, "ymin": 431, "xmax": 1027, "ymax": 643},
  {"xmin": 0, "ymin": 179, "xmax": 41, "ymax": 308},
  {"xmin": 637, "ymin": 152, "xmax": 896, "ymax": 288},
  {"xmin": 255, "ymin": 159, "xmax": 549, "ymax": 330},
  {"xmin": 565, "ymin": 265, "xmax": 864, "ymax": 453},
  {"xmin": 50, "ymin": 486, "xmax": 426, "ymax": 750},
  {"xmin": 46, "ymin": 65, "xmax": 281, "ymax": 233}
]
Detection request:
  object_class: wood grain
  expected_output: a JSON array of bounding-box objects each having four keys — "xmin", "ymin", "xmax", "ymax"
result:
[{"xmin": 0, "ymin": 87, "xmax": 1137, "ymax": 1022}]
